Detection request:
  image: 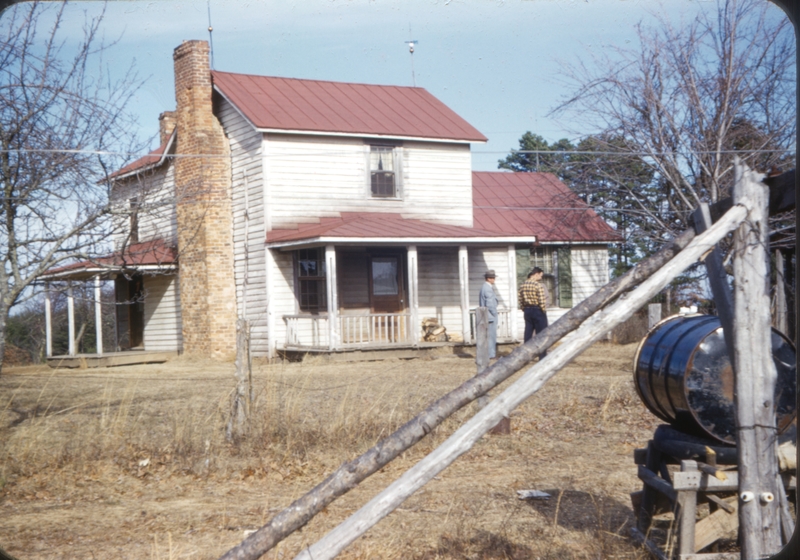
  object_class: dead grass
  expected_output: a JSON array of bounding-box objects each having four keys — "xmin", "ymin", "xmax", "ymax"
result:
[{"xmin": 0, "ymin": 342, "xmax": 657, "ymax": 559}]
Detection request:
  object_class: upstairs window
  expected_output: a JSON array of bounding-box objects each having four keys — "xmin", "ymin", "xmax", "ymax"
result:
[
  {"xmin": 296, "ymin": 248, "xmax": 327, "ymax": 312},
  {"xmin": 370, "ymin": 145, "xmax": 397, "ymax": 198}
]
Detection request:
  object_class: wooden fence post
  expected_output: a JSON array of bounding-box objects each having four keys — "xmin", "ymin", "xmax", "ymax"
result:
[
  {"xmin": 292, "ymin": 201, "xmax": 749, "ymax": 560},
  {"xmin": 773, "ymin": 249, "xmax": 788, "ymax": 334},
  {"xmin": 731, "ymin": 160, "xmax": 782, "ymax": 558},
  {"xmin": 226, "ymin": 318, "xmax": 251, "ymax": 443},
  {"xmin": 475, "ymin": 307, "xmax": 489, "ymax": 373},
  {"xmin": 475, "ymin": 307, "xmax": 490, "ymax": 409}
]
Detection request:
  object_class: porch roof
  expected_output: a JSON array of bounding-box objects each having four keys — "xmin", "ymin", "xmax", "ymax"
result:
[
  {"xmin": 265, "ymin": 212, "xmax": 536, "ymax": 249},
  {"xmin": 109, "ymin": 130, "xmax": 176, "ymax": 181},
  {"xmin": 39, "ymin": 238, "xmax": 178, "ymax": 281},
  {"xmin": 472, "ymin": 171, "xmax": 621, "ymax": 243}
]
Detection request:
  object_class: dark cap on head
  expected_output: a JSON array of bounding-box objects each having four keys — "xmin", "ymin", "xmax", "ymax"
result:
[{"xmin": 484, "ymin": 269, "xmax": 496, "ymax": 279}]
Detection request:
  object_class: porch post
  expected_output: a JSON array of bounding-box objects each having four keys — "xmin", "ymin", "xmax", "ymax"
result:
[
  {"xmin": 407, "ymin": 245, "xmax": 419, "ymax": 346},
  {"xmin": 265, "ymin": 248, "xmax": 276, "ymax": 359},
  {"xmin": 507, "ymin": 244, "xmax": 518, "ymax": 341},
  {"xmin": 94, "ymin": 275, "xmax": 103, "ymax": 355},
  {"xmin": 67, "ymin": 282, "xmax": 76, "ymax": 356},
  {"xmin": 459, "ymin": 245, "xmax": 470, "ymax": 343},
  {"xmin": 325, "ymin": 245, "xmax": 339, "ymax": 351},
  {"xmin": 45, "ymin": 282, "xmax": 52, "ymax": 358}
]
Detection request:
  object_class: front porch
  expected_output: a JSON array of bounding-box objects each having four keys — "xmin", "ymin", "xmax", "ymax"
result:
[
  {"xmin": 261, "ymin": 211, "xmax": 544, "ymax": 358},
  {"xmin": 283, "ymin": 308, "xmax": 517, "ymax": 351}
]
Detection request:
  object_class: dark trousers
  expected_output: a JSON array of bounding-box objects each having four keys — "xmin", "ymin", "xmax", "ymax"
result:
[{"xmin": 523, "ymin": 306, "xmax": 549, "ymax": 357}]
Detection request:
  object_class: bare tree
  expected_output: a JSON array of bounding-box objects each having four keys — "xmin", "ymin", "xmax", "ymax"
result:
[
  {"xmin": 552, "ymin": 0, "xmax": 795, "ymax": 243},
  {"xmin": 0, "ymin": 1, "xmax": 144, "ymax": 372}
]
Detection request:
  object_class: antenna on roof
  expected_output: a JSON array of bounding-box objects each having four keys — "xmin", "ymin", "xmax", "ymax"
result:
[
  {"xmin": 207, "ymin": 0, "xmax": 215, "ymax": 69},
  {"xmin": 405, "ymin": 24, "xmax": 418, "ymax": 87}
]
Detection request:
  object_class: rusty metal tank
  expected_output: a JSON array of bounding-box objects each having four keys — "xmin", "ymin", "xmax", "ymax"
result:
[{"xmin": 633, "ymin": 314, "xmax": 796, "ymax": 444}]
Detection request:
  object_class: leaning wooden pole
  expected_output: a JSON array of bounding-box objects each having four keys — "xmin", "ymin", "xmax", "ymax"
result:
[
  {"xmin": 732, "ymin": 160, "xmax": 782, "ymax": 558},
  {"xmin": 294, "ymin": 202, "xmax": 749, "ymax": 560},
  {"xmin": 217, "ymin": 228, "xmax": 698, "ymax": 560}
]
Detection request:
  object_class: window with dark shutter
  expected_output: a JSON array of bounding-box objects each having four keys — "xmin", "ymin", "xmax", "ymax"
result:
[
  {"xmin": 296, "ymin": 248, "xmax": 326, "ymax": 312},
  {"xmin": 557, "ymin": 247, "xmax": 573, "ymax": 308},
  {"xmin": 516, "ymin": 245, "xmax": 573, "ymax": 308}
]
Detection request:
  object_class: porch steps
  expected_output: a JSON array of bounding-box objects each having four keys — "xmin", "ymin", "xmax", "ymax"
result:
[{"xmin": 46, "ymin": 350, "xmax": 178, "ymax": 369}]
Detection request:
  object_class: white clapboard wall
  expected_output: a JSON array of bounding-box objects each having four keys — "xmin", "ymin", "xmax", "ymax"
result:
[
  {"xmin": 143, "ymin": 274, "xmax": 183, "ymax": 352},
  {"xmin": 219, "ymin": 98, "xmax": 270, "ymax": 356},
  {"xmin": 110, "ymin": 163, "xmax": 178, "ymax": 250},
  {"xmin": 265, "ymin": 135, "xmax": 474, "ymax": 229}
]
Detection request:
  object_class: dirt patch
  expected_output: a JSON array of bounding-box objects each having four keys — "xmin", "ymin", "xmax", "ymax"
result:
[{"xmin": 0, "ymin": 342, "xmax": 657, "ymax": 559}]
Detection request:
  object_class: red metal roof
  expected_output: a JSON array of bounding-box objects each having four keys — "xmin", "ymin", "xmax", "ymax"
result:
[
  {"xmin": 212, "ymin": 71, "xmax": 487, "ymax": 142},
  {"xmin": 472, "ymin": 172, "xmax": 620, "ymax": 243},
  {"xmin": 42, "ymin": 238, "xmax": 178, "ymax": 279},
  {"xmin": 266, "ymin": 212, "xmax": 520, "ymax": 244},
  {"xmin": 109, "ymin": 133, "xmax": 174, "ymax": 179}
]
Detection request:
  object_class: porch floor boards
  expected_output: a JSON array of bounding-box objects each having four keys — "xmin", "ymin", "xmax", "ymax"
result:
[
  {"xmin": 46, "ymin": 350, "xmax": 178, "ymax": 369},
  {"xmin": 280, "ymin": 341, "xmax": 518, "ymax": 362}
]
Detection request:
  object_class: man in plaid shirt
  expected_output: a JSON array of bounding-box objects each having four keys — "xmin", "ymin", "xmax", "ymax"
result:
[{"xmin": 518, "ymin": 267, "xmax": 549, "ymax": 355}]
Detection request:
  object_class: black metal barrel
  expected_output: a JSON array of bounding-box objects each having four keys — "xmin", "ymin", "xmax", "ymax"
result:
[{"xmin": 633, "ymin": 314, "xmax": 796, "ymax": 444}]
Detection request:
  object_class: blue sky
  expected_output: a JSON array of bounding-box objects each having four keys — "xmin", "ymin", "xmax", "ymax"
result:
[{"xmin": 15, "ymin": 0, "xmax": 793, "ymax": 171}]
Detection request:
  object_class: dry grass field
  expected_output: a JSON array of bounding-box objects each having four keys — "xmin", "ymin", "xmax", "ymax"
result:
[{"xmin": 0, "ymin": 341, "xmax": 661, "ymax": 560}]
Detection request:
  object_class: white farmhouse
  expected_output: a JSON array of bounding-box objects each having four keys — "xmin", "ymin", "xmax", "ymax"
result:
[{"xmin": 41, "ymin": 40, "xmax": 618, "ymax": 363}]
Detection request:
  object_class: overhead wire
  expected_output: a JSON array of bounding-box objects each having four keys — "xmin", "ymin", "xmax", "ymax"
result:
[{"xmin": 0, "ymin": 146, "xmax": 795, "ymax": 157}]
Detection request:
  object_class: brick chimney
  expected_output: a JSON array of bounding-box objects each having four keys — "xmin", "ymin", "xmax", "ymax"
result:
[
  {"xmin": 172, "ymin": 40, "xmax": 237, "ymax": 358},
  {"xmin": 158, "ymin": 111, "xmax": 177, "ymax": 145}
]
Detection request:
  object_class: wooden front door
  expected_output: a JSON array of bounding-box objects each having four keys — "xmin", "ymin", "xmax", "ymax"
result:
[
  {"xmin": 369, "ymin": 255, "xmax": 404, "ymax": 313},
  {"xmin": 369, "ymin": 254, "xmax": 406, "ymax": 342}
]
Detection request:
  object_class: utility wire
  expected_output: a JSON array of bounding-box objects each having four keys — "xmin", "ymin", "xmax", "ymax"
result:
[{"xmin": 1, "ymin": 147, "xmax": 795, "ymax": 157}]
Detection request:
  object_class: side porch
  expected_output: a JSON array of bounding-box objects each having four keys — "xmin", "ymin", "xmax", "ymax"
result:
[{"xmin": 38, "ymin": 240, "xmax": 182, "ymax": 367}]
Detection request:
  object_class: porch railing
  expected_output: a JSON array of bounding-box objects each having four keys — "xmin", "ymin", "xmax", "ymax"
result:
[
  {"xmin": 284, "ymin": 313, "xmax": 413, "ymax": 349},
  {"xmin": 285, "ymin": 315, "xmax": 330, "ymax": 349},
  {"xmin": 285, "ymin": 309, "xmax": 517, "ymax": 350},
  {"xmin": 468, "ymin": 307, "xmax": 514, "ymax": 343},
  {"xmin": 340, "ymin": 313, "xmax": 412, "ymax": 346}
]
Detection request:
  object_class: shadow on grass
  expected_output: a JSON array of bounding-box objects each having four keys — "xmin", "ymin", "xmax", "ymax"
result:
[
  {"xmin": 416, "ymin": 530, "xmax": 534, "ymax": 560},
  {"xmin": 522, "ymin": 488, "xmax": 633, "ymax": 533}
]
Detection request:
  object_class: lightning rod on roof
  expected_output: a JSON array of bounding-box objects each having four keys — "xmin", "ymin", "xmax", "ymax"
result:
[
  {"xmin": 405, "ymin": 23, "xmax": 418, "ymax": 87},
  {"xmin": 405, "ymin": 38, "xmax": 418, "ymax": 87}
]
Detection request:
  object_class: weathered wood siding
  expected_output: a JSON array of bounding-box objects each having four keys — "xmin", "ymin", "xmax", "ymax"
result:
[
  {"xmin": 143, "ymin": 274, "xmax": 183, "ymax": 352},
  {"xmin": 571, "ymin": 245, "xmax": 609, "ymax": 305},
  {"xmin": 111, "ymin": 164, "xmax": 178, "ymax": 249},
  {"xmin": 270, "ymin": 249, "xmax": 298, "ymax": 351},
  {"xmin": 418, "ymin": 247, "xmax": 462, "ymax": 338},
  {"xmin": 218, "ymin": 98, "xmax": 270, "ymax": 356},
  {"xmin": 468, "ymin": 247, "xmax": 511, "ymax": 309},
  {"xmin": 264, "ymin": 135, "xmax": 473, "ymax": 228}
]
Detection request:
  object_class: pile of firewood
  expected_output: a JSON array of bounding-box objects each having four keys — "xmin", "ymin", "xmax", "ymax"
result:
[{"xmin": 422, "ymin": 317, "xmax": 448, "ymax": 342}]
